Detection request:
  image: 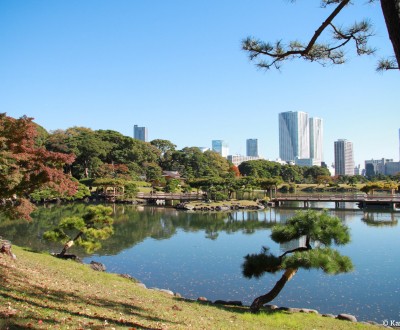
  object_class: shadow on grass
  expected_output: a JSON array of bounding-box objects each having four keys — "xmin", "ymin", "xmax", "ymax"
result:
[{"xmin": 0, "ymin": 261, "xmax": 182, "ymax": 330}]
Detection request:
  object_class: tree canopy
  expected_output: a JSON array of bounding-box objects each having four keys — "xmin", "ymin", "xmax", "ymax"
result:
[
  {"xmin": 242, "ymin": 0, "xmax": 400, "ymax": 71},
  {"xmin": 243, "ymin": 209, "xmax": 353, "ymax": 312},
  {"xmin": 0, "ymin": 114, "xmax": 77, "ymax": 220},
  {"xmin": 43, "ymin": 205, "xmax": 114, "ymax": 256}
]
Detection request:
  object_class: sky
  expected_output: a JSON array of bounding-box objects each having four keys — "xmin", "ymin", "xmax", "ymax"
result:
[{"xmin": 0, "ymin": 0, "xmax": 398, "ymax": 168}]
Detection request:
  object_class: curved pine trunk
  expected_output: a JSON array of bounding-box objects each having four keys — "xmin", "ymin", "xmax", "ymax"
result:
[
  {"xmin": 250, "ymin": 268, "xmax": 298, "ymax": 313},
  {"xmin": 59, "ymin": 231, "xmax": 84, "ymax": 256},
  {"xmin": 380, "ymin": 0, "xmax": 400, "ymax": 68}
]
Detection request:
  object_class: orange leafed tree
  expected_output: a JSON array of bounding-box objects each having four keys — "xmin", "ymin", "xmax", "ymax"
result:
[{"xmin": 0, "ymin": 114, "xmax": 78, "ymax": 220}]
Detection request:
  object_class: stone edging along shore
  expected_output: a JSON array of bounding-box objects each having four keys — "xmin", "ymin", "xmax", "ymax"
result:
[{"xmin": 108, "ymin": 268, "xmax": 390, "ymax": 329}]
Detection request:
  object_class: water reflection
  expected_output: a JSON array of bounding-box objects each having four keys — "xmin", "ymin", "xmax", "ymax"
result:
[
  {"xmin": 362, "ymin": 212, "xmax": 398, "ymax": 227},
  {"xmin": 1, "ymin": 203, "xmax": 399, "ymax": 322}
]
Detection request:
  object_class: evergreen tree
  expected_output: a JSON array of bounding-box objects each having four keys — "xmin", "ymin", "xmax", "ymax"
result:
[
  {"xmin": 243, "ymin": 0, "xmax": 400, "ymax": 71},
  {"xmin": 242, "ymin": 209, "xmax": 353, "ymax": 312},
  {"xmin": 43, "ymin": 205, "xmax": 114, "ymax": 257}
]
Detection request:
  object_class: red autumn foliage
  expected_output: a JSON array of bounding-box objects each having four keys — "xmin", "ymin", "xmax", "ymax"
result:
[
  {"xmin": 229, "ymin": 165, "xmax": 241, "ymax": 177},
  {"xmin": 0, "ymin": 113, "xmax": 78, "ymax": 219}
]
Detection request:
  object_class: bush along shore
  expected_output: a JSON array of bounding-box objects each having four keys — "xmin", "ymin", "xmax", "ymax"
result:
[{"xmin": 0, "ymin": 243, "xmax": 388, "ymax": 330}]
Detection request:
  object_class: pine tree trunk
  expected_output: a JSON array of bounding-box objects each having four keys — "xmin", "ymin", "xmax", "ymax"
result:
[
  {"xmin": 59, "ymin": 231, "xmax": 83, "ymax": 256},
  {"xmin": 59, "ymin": 240, "xmax": 74, "ymax": 256},
  {"xmin": 250, "ymin": 268, "xmax": 298, "ymax": 313},
  {"xmin": 380, "ymin": 0, "xmax": 400, "ymax": 68}
]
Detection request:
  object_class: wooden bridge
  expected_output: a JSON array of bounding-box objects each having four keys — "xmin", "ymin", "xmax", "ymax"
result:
[{"xmin": 271, "ymin": 194, "xmax": 400, "ymax": 211}]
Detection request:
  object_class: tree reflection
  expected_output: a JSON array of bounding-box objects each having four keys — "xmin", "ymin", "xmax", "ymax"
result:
[{"xmin": 0, "ymin": 204, "xmax": 277, "ymax": 257}]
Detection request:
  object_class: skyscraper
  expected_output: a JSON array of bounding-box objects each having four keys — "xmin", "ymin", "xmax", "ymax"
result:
[
  {"xmin": 212, "ymin": 140, "xmax": 229, "ymax": 158},
  {"xmin": 334, "ymin": 139, "xmax": 354, "ymax": 176},
  {"xmin": 133, "ymin": 125, "xmax": 148, "ymax": 142},
  {"xmin": 279, "ymin": 111, "xmax": 310, "ymax": 162},
  {"xmin": 309, "ymin": 117, "xmax": 323, "ymax": 163},
  {"xmin": 246, "ymin": 139, "xmax": 259, "ymax": 157}
]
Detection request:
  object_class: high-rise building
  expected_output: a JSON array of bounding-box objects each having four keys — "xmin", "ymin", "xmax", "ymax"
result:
[
  {"xmin": 246, "ymin": 139, "xmax": 259, "ymax": 157},
  {"xmin": 212, "ymin": 140, "xmax": 229, "ymax": 158},
  {"xmin": 334, "ymin": 139, "xmax": 354, "ymax": 176},
  {"xmin": 365, "ymin": 158, "xmax": 393, "ymax": 177},
  {"xmin": 133, "ymin": 125, "xmax": 148, "ymax": 142},
  {"xmin": 279, "ymin": 111, "xmax": 310, "ymax": 162},
  {"xmin": 309, "ymin": 117, "xmax": 323, "ymax": 163}
]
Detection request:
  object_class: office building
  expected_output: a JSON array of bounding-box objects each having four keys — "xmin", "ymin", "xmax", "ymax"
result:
[
  {"xmin": 246, "ymin": 139, "xmax": 259, "ymax": 157},
  {"xmin": 295, "ymin": 158, "xmax": 322, "ymax": 167},
  {"xmin": 365, "ymin": 158, "xmax": 393, "ymax": 177},
  {"xmin": 279, "ymin": 111, "xmax": 310, "ymax": 162},
  {"xmin": 385, "ymin": 161, "xmax": 400, "ymax": 176},
  {"xmin": 334, "ymin": 139, "xmax": 354, "ymax": 176},
  {"xmin": 212, "ymin": 140, "xmax": 229, "ymax": 158},
  {"xmin": 309, "ymin": 117, "xmax": 323, "ymax": 163},
  {"xmin": 227, "ymin": 155, "xmax": 261, "ymax": 166},
  {"xmin": 133, "ymin": 125, "xmax": 148, "ymax": 142}
]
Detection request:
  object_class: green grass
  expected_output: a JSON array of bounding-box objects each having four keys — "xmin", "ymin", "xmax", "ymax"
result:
[{"xmin": 0, "ymin": 246, "xmax": 379, "ymax": 329}]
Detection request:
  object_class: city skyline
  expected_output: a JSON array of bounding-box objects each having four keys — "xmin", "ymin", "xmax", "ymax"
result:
[{"xmin": 1, "ymin": 1, "xmax": 398, "ymax": 167}]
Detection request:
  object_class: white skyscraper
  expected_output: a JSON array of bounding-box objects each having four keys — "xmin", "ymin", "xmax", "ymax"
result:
[
  {"xmin": 279, "ymin": 111, "xmax": 310, "ymax": 162},
  {"xmin": 212, "ymin": 140, "xmax": 229, "ymax": 158},
  {"xmin": 334, "ymin": 139, "xmax": 354, "ymax": 176},
  {"xmin": 246, "ymin": 139, "xmax": 259, "ymax": 157},
  {"xmin": 309, "ymin": 117, "xmax": 323, "ymax": 163}
]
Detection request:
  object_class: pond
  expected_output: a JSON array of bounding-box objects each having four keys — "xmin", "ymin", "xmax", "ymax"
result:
[{"xmin": 1, "ymin": 203, "xmax": 399, "ymax": 323}]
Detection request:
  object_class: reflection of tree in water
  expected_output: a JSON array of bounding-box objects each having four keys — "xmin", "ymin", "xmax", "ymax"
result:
[
  {"xmin": 361, "ymin": 212, "xmax": 399, "ymax": 227},
  {"xmin": 0, "ymin": 203, "xmax": 88, "ymax": 252},
  {"xmin": 0, "ymin": 204, "xmax": 277, "ymax": 257}
]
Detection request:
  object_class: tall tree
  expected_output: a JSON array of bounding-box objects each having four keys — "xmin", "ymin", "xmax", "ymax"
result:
[
  {"xmin": 243, "ymin": 209, "xmax": 353, "ymax": 312},
  {"xmin": 242, "ymin": 0, "xmax": 400, "ymax": 71},
  {"xmin": 0, "ymin": 114, "xmax": 77, "ymax": 220}
]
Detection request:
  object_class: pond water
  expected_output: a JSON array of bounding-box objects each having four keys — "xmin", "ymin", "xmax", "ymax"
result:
[{"xmin": 1, "ymin": 203, "xmax": 399, "ymax": 323}]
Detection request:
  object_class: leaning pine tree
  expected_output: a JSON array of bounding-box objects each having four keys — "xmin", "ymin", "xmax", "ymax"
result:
[
  {"xmin": 242, "ymin": 209, "xmax": 353, "ymax": 313},
  {"xmin": 43, "ymin": 205, "xmax": 114, "ymax": 258}
]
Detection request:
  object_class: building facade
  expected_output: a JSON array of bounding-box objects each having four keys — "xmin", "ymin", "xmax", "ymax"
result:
[
  {"xmin": 364, "ymin": 158, "xmax": 393, "ymax": 177},
  {"xmin": 227, "ymin": 155, "xmax": 261, "ymax": 166},
  {"xmin": 246, "ymin": 139, "xmax": 259, "ymax": 157},
  {"xmin": 309, "ymin": 117, "xmax": 323, "ymax": 163},
  {"xmin": 334, "ymin": 139, "xmax": 354, "ymax": 176},
  {"xmin": 133, "ymin": 125, "xmax": 148, "ymax": 142},
  {"xmin": 279, "ymin": 111, "xmax": 310, "ymax": 162},
  {"xmin": 211, "ymin": 140, "xmax": 229, "ymax": 158},
  {"xmin": 385, "ymin": 162, "xmax": 400, "ymax": 176}
]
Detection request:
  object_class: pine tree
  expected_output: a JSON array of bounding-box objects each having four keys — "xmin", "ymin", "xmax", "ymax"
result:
[
  {"xmin": 43, "ymin": 205, "xmax": 114, "ymax": 257},
  {"xmin": 242, "ymin": 209, "xmax": 353, "ymax": 312}
]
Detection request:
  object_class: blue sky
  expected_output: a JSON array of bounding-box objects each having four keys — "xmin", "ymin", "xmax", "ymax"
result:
[{"xmin": 1, "ymin": 1, "xmax": 398, "ymax": 168}]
